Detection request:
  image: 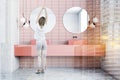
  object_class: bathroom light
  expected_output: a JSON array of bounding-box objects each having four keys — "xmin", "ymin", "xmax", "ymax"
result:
[
  {"xmin": 22, "ymin": 0, "xmax": 30, "ymax": 28},
  {"xmin": 87, "ymin": 16, "xmax": 99, "ymax": 29},
  {"xmin": 93, "ymin": 1, "xmax": 99, "ymax": 24},
  {"xmin": 20, "ymin": 16, "xmax": 26, "ymax": 24},
  {"xmin": 93, "ymin": 16, "xmax": 99, "ymax": 23},
  {"xmin": 88, "ymin": 1, "xmax": 99, "ymax": 29},
  {"xmin": 19, "ymin": 15, "xmax": 26, "ymax": 27},
  {"xmin": 23, "ymin": 22, "xmax": 29, "ymax": 28},
  {"xmin": 90, "ymin": 23, "xmax": 95, "ymax": 28},
  {"xmin": 23, "ymin": 23, "xmax": 29, "ymax": 28}
]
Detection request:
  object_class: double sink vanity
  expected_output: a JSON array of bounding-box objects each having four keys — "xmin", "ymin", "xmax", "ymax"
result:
[{"xmin": 14, "ymin": 39, "xmax": 105, "ymax": 57}]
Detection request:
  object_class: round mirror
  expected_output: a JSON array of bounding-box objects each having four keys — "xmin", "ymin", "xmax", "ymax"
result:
[
  {"xmin": 30, "ymin": 7, "xmax": 56, "ymax": 33},
  {"xmin": 63, "ymin": 7, "xmax": 88, "ymax": 33}
]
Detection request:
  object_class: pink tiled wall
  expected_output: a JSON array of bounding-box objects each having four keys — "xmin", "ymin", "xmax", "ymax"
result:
[
  {"xmin": 20, "ymin": 56, "xmax": 101, "ymax": 68},
  {"xmin": 19, "ymin": 0, "xmax": 100, "ymax": 45},
  {"xmin": 19, "ymin": 0, "xmax": 101, "ymax": 68}
]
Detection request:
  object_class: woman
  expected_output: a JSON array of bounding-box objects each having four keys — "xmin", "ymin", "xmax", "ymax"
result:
[{"xmin": 34, "ymin": 7, "xmax": 47, "ymax": 74}]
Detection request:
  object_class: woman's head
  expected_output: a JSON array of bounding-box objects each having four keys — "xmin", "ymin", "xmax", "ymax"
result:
[{"xmin": 38, "ymin": 16, "xmax": 46, "ymax": 28}]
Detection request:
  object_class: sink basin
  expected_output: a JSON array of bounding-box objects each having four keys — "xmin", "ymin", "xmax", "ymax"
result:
[
  {"xmin": 30, "ymin": 39, "xmax": 51, "ymax": 45},
  {"xmin": 68, "ymin": 40, "xmax": 87, "ymax": 45}
]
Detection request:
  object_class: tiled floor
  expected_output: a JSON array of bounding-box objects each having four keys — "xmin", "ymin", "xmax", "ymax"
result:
[{"xmin": 0, "ymin": 68, "xmax": 116, "ymax": 80}]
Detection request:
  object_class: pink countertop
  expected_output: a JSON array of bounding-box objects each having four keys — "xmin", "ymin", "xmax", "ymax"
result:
[{"xmin": 14, "ymin": 44, "xmax": 105, "ymax": 57}]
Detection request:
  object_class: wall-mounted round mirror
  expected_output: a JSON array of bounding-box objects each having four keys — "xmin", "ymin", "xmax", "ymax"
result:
[
  {"xmin": 30, "ymin": 7, "xmax": 56, "ymax": 33},
  {"xmin": 63, "ymin": 7, "xmax": 88, "ymax": 33}
]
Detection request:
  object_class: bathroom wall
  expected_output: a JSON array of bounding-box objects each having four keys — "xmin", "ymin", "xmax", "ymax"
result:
[
  {"xmin": 0, "ymin": 0, "xmax": 19, "ymax": 73},
  {"xmin": 0, "ymin": 0, "xmax": 10, "ymax": 73},
  {"xmin": 19, "ymin": 56, "xmax": 101, "ymax": 68},
  {"xmin": 19, "ymin": 0, "xmax": 100, "ymax": 45},
  {"xmin": 7, "ymin": 0, "xmax": 19, "ymax": 72},
  {"xmin": 101, "ymin": 0, "xmax": 120, "ymax": 79},
  {"xmin": 19, "ymin": 0, "xmax": 101, "ymax": 68},
  {"xmin": 0, "ymin": 1, "xmax": 6, "ymax": 43}
]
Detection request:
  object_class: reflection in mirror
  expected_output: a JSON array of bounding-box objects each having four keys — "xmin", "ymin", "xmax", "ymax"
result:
[
  {"xmin": 30, "ymin": 7, "xmax": 56, "ymax": 33},
  {"xmin": 63, "ymin": 7, "xmax": 88, "ymax": 33}
]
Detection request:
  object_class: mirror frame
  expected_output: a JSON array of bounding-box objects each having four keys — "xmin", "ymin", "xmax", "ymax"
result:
[
  {"xmin": 30, "ymin": 7, "xmax": 56, "ymax": 33},
  {"xmin": 63, "ymin": 7, "xmax": 88, "ymax": 33}
]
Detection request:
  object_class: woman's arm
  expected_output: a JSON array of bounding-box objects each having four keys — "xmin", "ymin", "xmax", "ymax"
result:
[
  {"xmin": 36, "ymin": 7, "xmax": 48, "ymax": 24},
  {"xmin": 36, "ymin": 7, "xmax": 44, "ymax": 23},
  {"xmin": 44, "ymin": 8, "xmax": 48, "ymax": 24}
]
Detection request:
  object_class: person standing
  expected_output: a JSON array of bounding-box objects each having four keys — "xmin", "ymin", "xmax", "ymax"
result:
[{"xmin": 34, "ymin": 7, "xmax": 47, "ymax": 74}]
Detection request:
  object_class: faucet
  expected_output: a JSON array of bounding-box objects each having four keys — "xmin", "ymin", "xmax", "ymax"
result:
[{"xmin": 73, "ymin": 36, "xmax": 77, "ymax": 39}]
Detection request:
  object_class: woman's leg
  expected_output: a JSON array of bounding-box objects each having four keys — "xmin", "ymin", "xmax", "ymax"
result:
[
  {"xmin": 36, "ymin": 50, "xmax": 42, "ymax": 74},
  {"xmin": 41, "ymin": 50, "xmax": 47, "ymax": 71},
  {"xmin": 38, "ymin": 50, "xmax": 42, "ymax": 69},
  {"xmin": 41, "ymin": 40, "xmax": 47, "ymax": 72}
]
